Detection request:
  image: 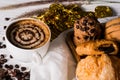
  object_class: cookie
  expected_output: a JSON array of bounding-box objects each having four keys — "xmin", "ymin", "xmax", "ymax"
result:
[{"xmin": 73, "ymin": 16, "xmax": 102, "ymax": 46}]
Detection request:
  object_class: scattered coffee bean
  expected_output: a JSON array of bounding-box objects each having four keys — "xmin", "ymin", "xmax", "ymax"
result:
[
  {"xmin": 15, "ymin": 64, "xmax": 19, "ymax": 68},
  {"xmin": 0, "ymin": 42, "xmax": 2, "ymax": 49},
  {"xmin": 2, "ymin": 44, "xmax": 6, "ymax": 48},
  {"xmin": 4, "ymin": 26, "xmax": 7, "ymax": 30},
  {"xmin": 0, "ymin": 54, "xmax": 5, "ymax": 59},
  {"xmin": 14, "ymin": 69, "xmax": 20, "ymax": 74},
  {"xmin": 0, "ymin": 60, "xmax": 5, "ymax": 64},
  {"xmin": 2, "ymin": 59, "xmax": 7, "ymax": 63},
  {"xmin": 24, "ymin": 72, "xmax": 30, "ymax": 80},
  {"xmin": 23, "ymin": 72, "xmax": 29, "ymax": 77},
  {"xmin": 16, "ymin": 72, "xmax": 23, "ymax": 79},
  {"xmin": 9, "ymin": 65, "xmax": 13, "ymax": 70},
  {"xmin": 21, "ymin": 67, "xmax": 26, "ymax": 71},
  {"xmin": 10, "ymin": 55, "xmax": 13, "ymax": 59},
  {"xmin": 4, "ymin": 64, "xmax": 9, "ymax": 68},
  {"xmin": 0, "ymin": 57, "xmax": 30, "ymax": 80},
  {"xmin": 2, "ymin": 37, "xmax": 5, "ymax": 41},
  {"xmin": 0, "ymin": 64, "xmax": 3, "ymax": 68},
  {"xmin": 0, "ymin": 43, "xmax": 6, "ymax": 49},
  {"xmin": 5, "ymin": 17, "xmax": 10, "ymax": 21}
]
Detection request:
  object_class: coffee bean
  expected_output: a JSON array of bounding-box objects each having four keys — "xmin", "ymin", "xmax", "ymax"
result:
[
  {"xmin": 10, "ymin": 55, "xmax": 13, "ymax": 59},
  {"xmin": 2, "ymin": 44, "xmax": 6, "ymax": 48},
  {"xmin": 9, "ymin": 65, "xmax": 13, "ymax": 70},
  {"xmin": 1, "ymin": 63, "xmax": 30, "ymax": 80},
  {"xmin": 15, "ymin": 64, "xmax": 19, "ymax": 68},
  {"xmin": 14, "ymin": 69, "xmax": 20, "ymax": 74},
  {"xmin": 0, "ymin": 64, "xmax": 3, "ymax": 68},
  {"xmin": 0, "ymin": 54, "xmax": 5, "ymax": 59},
  {"xmin": 2, "ymin": 37, "xmax": 5, "ymax": 41},
  {"xmin": 16, "ymin": 72, "xmax": 23, "ymax": 79},
  {"xmin": 4, "ymin": 64, "xmax": 9, "ymax": 68},
  {"xmin": 0, "ymin": 60, "xmax": 5, "ymax": 64},
  {"xmin": 2, "ymin": 59, "xmax": 7, "ymax": 63},
  {"xmin": 24, "ymin": 72, "xmax": 30, "ymax": 79},
  {"xmin": 0, "ymin": 43, "xmax": 3, "ymax": 49},
  {"xmin": 21, "ymin": 67, "xmax": 26, "ymax": 71},
  {"xmin": 4, "ymin": 26, "xmax": 7, "ymax": 30},
  {"xmin": 23, "ymin": 72, "xmax": 29, "ymax": 77},
  {"xmin": 5, "ymin": 17, "xmax": 10, "ymax": 21}
]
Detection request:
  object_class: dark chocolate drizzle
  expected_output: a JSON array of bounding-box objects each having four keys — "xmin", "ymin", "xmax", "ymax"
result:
[
  {"xmin": 11, "ymin": 23, "xmax": 45, "ymax": 49},
  {"xmin": 98, "ymin": 44, "xmax": 115, "ymax": 54}
]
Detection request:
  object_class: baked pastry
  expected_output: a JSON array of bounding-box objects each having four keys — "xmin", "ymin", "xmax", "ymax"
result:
[
  {"xmin": 76, "ymin": 54, "xmax": 120, "ymax": 80},
  {"xmin": 73, "ymin": 16, "xmax": 102, "ymax": 46},
  {"xmin": 76, "ymin": 39, "xmax": 118, "ymax": 56},
  {"xmin": 105, "ymin": 17, "xmax": 120, "ymax": 43},
  {"xmin": 109, "ymin": 55, "xmax": 120, "ymax": 80}
]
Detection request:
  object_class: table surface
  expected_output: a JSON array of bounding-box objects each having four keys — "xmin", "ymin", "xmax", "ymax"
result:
[{"xmin": 0, "ymin": 1, "xmax": 120, "ymax": 80}]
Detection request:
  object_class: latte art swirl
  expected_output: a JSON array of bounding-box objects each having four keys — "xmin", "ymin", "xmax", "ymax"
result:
[
  {"xmin": 13, "ymin": 24, "xmax": 45, "ymax": 48},
  {"xmin": 7, "ymin": 19, "xmax": 50, "ymax": 49}
]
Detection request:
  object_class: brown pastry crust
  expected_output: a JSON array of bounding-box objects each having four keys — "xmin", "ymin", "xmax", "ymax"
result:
[
  {"xmin": 76, "ymin": 54, "xmax": 120, "ymax": 80},
  {"xmin": 76, "ymin": 39, "xmax": 118, "ymax": 56},
  {"xmin": 105, "ymin": 17, "xmax": 120, "ymax": 42},
  {"xmin": 73, "ymin": 16, "xmax": 102, "ymax": 46}
]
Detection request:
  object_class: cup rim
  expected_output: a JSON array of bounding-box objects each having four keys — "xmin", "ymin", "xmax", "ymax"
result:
[{"xmin": 5, "ymin": 18, "xmax": 51, "ymax": 51}]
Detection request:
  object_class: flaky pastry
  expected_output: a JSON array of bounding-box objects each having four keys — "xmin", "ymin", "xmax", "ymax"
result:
[
  {"xmin": 76, "ymin": 54, "xmax": 120, "ymax": 80},
  {"xmin": 76, "ymin": 39, "xmax": 118, "ymax": 56}
]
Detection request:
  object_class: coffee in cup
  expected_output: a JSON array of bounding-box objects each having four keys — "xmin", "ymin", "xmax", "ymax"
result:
[{"xmin": 5, "ymin": 18, "xmax": 51, "ymax": 62}]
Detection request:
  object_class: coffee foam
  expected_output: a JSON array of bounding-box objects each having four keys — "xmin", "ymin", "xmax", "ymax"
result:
[{"xmin": 6, "ymin": 19, "xmax": 50, "ymax": 49}]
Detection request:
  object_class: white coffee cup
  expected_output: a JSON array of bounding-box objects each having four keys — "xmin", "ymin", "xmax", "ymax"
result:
[{"xmin": 5, "ymin": 18, "xmax": 51, "ymax": 63}]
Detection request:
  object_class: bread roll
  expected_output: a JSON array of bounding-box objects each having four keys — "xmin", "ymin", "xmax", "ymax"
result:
[
  {"xmin": 76, "ymin": 39, "xmax": 118, "ymax": 56},
  {"xmin": 76, "ymin": 54, "xmax": 120, "ymax": 80},
  {"xmin": 105, "ymin": 17, "xmax": 120, "ymax": 42}
]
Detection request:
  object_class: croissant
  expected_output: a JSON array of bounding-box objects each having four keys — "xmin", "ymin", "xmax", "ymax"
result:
[
  {"xmin": 76, "ymin": 54, "xmax": 120, "ymax": 80},
  {"xmin": 76, "ymin": 39, "xmax": 119, "ymax": 56}
]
